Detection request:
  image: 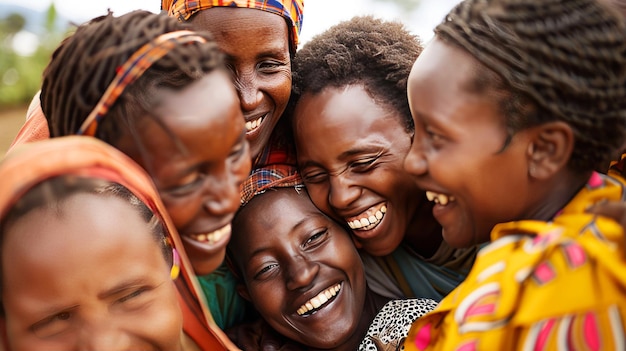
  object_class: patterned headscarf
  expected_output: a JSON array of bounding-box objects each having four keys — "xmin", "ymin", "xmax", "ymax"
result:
[
  {"xmin": 161, "ymin": 0, "xmax": 304, "ymax": 52},
  {"xmin": 240, "ymin": 164, "xmax": 302, "ymax": 206}
]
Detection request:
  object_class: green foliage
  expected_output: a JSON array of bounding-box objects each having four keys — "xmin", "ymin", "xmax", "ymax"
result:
[
  {"xmin": 373, "ymin": 0, "xmax": 421, "ymax": 12},
  {"xmin": 0, "ymin": 4, "xmax": 68, "ymax": 109}
]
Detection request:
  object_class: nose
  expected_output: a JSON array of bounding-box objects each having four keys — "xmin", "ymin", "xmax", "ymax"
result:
[
  {"xmin": 285, "ymin": 255, "xmax": 319, "ymax": 291},
  {"xmin": 77, "ymin": 318, "xmax": 129, "ymax": 351},
  {"xmin": 328, "ymin": 174, "xmax": 361, "ymax": 211},
  {"xmin": 202, "ymin": 168, "xmax": 242, "ymax": 216},
  {"xmin": 404, "ymin": 141, "xmax": 428, "ymax": 177},
  {"xmin": 235, "ymin": 71, "xmax": 262, "ymax": 112}
]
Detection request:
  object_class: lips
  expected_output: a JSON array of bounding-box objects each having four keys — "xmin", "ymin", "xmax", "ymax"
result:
[
  {"xmin": 346, "ymin": 203, "xmax": 387, "ymax": 231},
  {"xmin": 296, "ymin": 283, "xmax": 341, "ymax": 316}
]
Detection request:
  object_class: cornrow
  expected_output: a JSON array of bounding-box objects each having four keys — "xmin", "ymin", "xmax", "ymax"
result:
[
  {"xmin": 291, "ymin": 16, "xmax": 422, "ymax": 132},
  {"xmin": 41, "ymin": 10, "xmax": 224, "ymax": 144},
  {"xmin": 436, "ymin": 0, "xmax": 626, "ymax": 171}
]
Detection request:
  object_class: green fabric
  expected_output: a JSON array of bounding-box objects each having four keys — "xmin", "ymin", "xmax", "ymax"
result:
[{"xmin": 197, "ymin": 262, "xmax": 252, "ymax": 330}]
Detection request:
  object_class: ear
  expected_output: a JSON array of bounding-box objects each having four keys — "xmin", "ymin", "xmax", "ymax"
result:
[
  {"xmin": 527, "ymin": 121, "xmax": 574, "ymax": 179},
  {"xmin": 236, "ymin": 283, "xmax": 252, "ymax": 302}
]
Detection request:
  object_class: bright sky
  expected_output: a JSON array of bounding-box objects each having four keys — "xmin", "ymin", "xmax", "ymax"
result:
[{"xmin": 4, "ymin": 0, "xmax": 460, "ymax": 44}]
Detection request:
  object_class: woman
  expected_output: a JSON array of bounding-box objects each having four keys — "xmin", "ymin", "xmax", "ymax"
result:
[
  {"xmin": 33, "ymin": 11, "xmax": 248, "ymax": 349},
  {"xmin": 402, "ymin": 0, "xmax": 626, "ymax": 348},
  {"xmin": 229, "ymin": 166, "xmax": 437, "ymax": 350},
  {"xmin": 0, "ymin": 136, "xmax": 231, "ymax": 350},
  {"xmin": 290, "ymin": 16, "xmax": 478, "ymax": 301},
  {"xmin": 161, "ymin": 0, "xmax": 303, "ymax": 168}
]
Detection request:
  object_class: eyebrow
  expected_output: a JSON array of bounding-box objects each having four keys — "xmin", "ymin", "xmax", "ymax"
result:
[{"xmin": 97, "ymin": 278, "xmax": 152, "ymax": 299}]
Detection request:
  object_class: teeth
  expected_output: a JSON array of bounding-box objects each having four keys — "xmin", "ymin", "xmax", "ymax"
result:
[
  {"xmin": 347, "ymin": 204, "xmax": 387, "ymax": 231},
  {"xmin": 189, "ymin": 224, "xmax": 231, "ymax": 244},
  {"xmin": 245, "ymin": 116, "xmax": 264, "ymax": 132},
  {"xmin": 297, "ymin": 283, "xmax": 341, "ymax": 316},
  {"xmin": 425, "ymin": 191, "xmax": 455, "ymax": 206}
]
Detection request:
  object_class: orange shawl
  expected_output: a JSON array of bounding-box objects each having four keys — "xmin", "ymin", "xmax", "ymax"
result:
[{"xmin": 0, "ymin": 136, "xmax": 237, "ymax": 350}]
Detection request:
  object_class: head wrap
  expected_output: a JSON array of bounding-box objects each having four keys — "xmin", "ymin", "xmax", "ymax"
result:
[
  {"xmin": 76, "ymin": 30, "xmax": 208, "ymax": 137},
  {"xmin": 162, "ymin": 0, "xmax": 304, "ymax": 52},
  {"xmin": 240, "ymin": 164, "xmax": 302, "ymax": 206},
  {"xmin": 0, "ymin": 136, "xmax": 235, "ymax": 350}
]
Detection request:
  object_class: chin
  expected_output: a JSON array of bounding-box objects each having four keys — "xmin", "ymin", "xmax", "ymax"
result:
[{"xmin": 190, "ymin": 249, "xmax": 226, "ymax": 276}]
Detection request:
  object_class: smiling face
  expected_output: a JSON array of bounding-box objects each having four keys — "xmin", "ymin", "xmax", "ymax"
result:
[
  {"xmin": 117, "ymin": 71, "xmax": 251, "ymax": 275},
  {"xmin": 403, "ymin": 38, "xmax": 536, "ymax": 247},
  {"xmin": 230, "ymin": 188, "xmax": 367, "ymax": 349},
  {"xmin": 191, "ymin": 7, "xmax": 292, "ymax": 161},
  {"xmin": 293, "ymin": 85, "xmax": 427, "ymax": 256},
  {"xmin": 2, "ymin": 193, "xmax": 183, "ymax": 351}
]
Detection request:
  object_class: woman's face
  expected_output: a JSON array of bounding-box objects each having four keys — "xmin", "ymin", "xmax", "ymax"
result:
[
  {"xmin": 3, "ymin": 193, "xmax": 183, "ymax": 351},
  {"xmin": 230, "ymin": 189, "xmax": 367, "ymax": 349},
  {"xmin": 293, "ymin": 85, "xmax": 422, "ymax": 256},
  {"xmin": 117, "ymin": 71, "xmax": 252, "ymax": 275},
  {"xmin": 404, "ymin": 38, "xmax": 534, "ymax": 247},
  {"xmin": 191, "ymin": 7, "xmax": 292, "ymax": 161}
]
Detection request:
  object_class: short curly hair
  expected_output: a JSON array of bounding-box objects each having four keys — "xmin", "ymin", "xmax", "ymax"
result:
[
  {"xmin": 41, "ymin": 10, "xmax": 224, "ymax": 144},
  {"xmin": 436, "ymin": 0, "xmax": 626, "ymax": 171},
  {"xmin": 291, "ymin": 15, "xmax": 422, "ymax": 132}
]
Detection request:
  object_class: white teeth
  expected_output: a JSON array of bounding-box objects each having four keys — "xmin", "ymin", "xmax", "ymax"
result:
[
  {"xmin": 189, "ymin": 224, "xmax": 231, "ymax": 244},
  {"xmin": 347, "ymin": 204, "xmax": 387, "ymax": 230},
  {"xmin": 426, "ymin": 191, "xmax": 436, "ymax": 201},
  {"xmin": 245, "ymin": 116, "xmax": 264, "ymax": 132},
  {"xmin": 425, "ymin": 191, "xmax": 455, "ymax": 206},
  {"xmin": 297, "ymin": 283, "xmax": 341, "ymax": 316}
]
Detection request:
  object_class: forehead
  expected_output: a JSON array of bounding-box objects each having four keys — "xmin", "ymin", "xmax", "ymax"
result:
[
  {"xmin": 120, "ymin": 72, "xmax": 243, "ymax": 164},
  {"xmin": 408, "ymin": 38, "xmax": 481, "ymax": 96},
  {"xmin": 293, "ymin": 85, "xmax": 406, "ymax": 146},
  {"xmin": 190, "ymin": 7, "xmax": 289, "ymax": 54}
]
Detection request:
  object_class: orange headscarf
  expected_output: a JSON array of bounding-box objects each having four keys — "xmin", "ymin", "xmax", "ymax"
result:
[
  {"xmin": 0, "ymin": 136, "xmax": 237, "ymax": 350},
  {"xmin": 162, "ymin": 0, "xmax": 304, "ymax": 52}
]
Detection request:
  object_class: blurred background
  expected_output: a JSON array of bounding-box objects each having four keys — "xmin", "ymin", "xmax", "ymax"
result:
[{"xmin": 0, "ymin": 0, "xmax": 460, "ymax": 155}]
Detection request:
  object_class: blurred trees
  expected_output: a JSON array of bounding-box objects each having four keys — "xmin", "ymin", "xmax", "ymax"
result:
[{"xmin": 0, "ymin": 4, "xmax": 67, "ymax": 109}]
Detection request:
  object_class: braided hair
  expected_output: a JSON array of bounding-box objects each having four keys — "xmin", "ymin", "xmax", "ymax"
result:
[
  {"xmin": 291, "ymin": 15, "xmax": 422, "ymax": 132},
  {"xmin": 41, "ymin": 10, "xmax": 224, "ymax": 144},
  {"xmin": 435, "ymin": 0, "xmax": 626, "ymax": 171}
]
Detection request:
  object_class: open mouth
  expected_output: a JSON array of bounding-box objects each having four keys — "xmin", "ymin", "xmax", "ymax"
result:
[
  {"xmin": 245, "ymin": 115, "xmax": 264, "ymax": 133},
  {"xmin": 296, "ymin": 283, "xmax": 341, "ymax": 316},
  {"xmin": 425, "ymin": 191, "xmax": 455, "ymax": 206},
  {"xmin": 346, "ymin": 204, "xmax": 387, "ymax": 231},
  {"xmin": 188, "ymin": 224, "xmax": 231, "ymax": 244}
]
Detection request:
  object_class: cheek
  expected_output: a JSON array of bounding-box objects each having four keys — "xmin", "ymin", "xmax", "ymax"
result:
[
  {"xmin": 264, "ymin": 73, "xmax": 292, "ymax": 112},
  {"xmin": 249, "ymin": 283, "xmax": 284, "ymax": 319},
  {"xmin": 162, "ymin": 196, "xmax": 202, "ymax": 231}
]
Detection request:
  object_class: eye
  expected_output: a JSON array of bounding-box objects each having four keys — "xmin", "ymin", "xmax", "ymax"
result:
[
  {"xmin": 303, "ymin": 229, "xmax": 328, "ymax": 249},
  {"xmin": 254, "ymin": 263, "xmax": 279, "ymax": 280},
  {"xmin": 229, "ymin": 139, "xmax": 248, "ymax": 163},
  {"xmin": 163, "ymin": 173, "xmax": 205, "ymax": 197},
  {"xmin": 117, "ymin": 288, "xmax": 147, "ymax": 303},
  {"xmin": 31, "ymin": 311, "xmax": 73, "ymax": 338},
  {"xmin": 425, "ymin": 128, "xmax": 445, "ymax": 147},
  {"xmin": 350, "ymin": 156, "xmax": 380, "ymax": 173},
  {"xmin": 302, "ymin": 169, "xmax": 328, "ymax": 184},
  {"xmin": 258, "ymin": 60, "xmax": 287, "ymax": 73}
]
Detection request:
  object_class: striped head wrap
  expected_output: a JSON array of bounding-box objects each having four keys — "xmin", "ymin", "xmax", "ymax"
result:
[
  {"xmin": 161, "ymin": 0, "xmax": 304, "ymax": 52},
  {"xmin": 76, "ymin": 30, "xmax": 207, "ymax": 136},
  {"xmin": 240, "ymin": 164, "xmax": 302, "ymax": 206}
]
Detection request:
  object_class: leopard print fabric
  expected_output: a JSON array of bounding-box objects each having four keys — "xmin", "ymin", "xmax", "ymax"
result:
[{"xmin": 359, "ymin": 298, "xmax": 438, "ymax": 351}]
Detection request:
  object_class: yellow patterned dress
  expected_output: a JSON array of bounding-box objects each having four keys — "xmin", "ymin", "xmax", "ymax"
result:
[{"xmin": 405, "ymin": 172, "xmax": 626, "ymax": 350}]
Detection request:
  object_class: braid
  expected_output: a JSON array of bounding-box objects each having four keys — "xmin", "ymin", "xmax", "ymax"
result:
[
  {"xmin": 41, "ymin": 10, "xmax": 224, "ymax": 144},
  {"xmin": 436, "ymin": 0, "xmax": 626, "ymax": 171}
]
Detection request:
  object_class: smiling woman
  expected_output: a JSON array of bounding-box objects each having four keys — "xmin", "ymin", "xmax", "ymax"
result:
[{"xmin": 227, "ymin": 166, "xmax": 437, "ymax": 350}]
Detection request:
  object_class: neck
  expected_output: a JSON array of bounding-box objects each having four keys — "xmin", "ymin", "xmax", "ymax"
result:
[
  {"xmin": 525, "ymin": 170, "xmax": 593, "ymax": 222},
  {"xmin": 308, "ymin": 289, "xmax": 390, "ymax": 351},
  {"xmin": 404, "ymin": 197, "xmax": 443, "ymax": 258}
]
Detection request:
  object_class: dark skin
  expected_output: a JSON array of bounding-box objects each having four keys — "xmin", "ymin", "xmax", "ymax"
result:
[{"xmin": 228, "ymin": 188, "xmax": 388, "ymax": 350}]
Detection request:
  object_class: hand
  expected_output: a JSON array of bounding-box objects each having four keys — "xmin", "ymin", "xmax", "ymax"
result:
[{"xmin": 586, "ymin": 200, "xmax": 626, "ymax": 229}]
